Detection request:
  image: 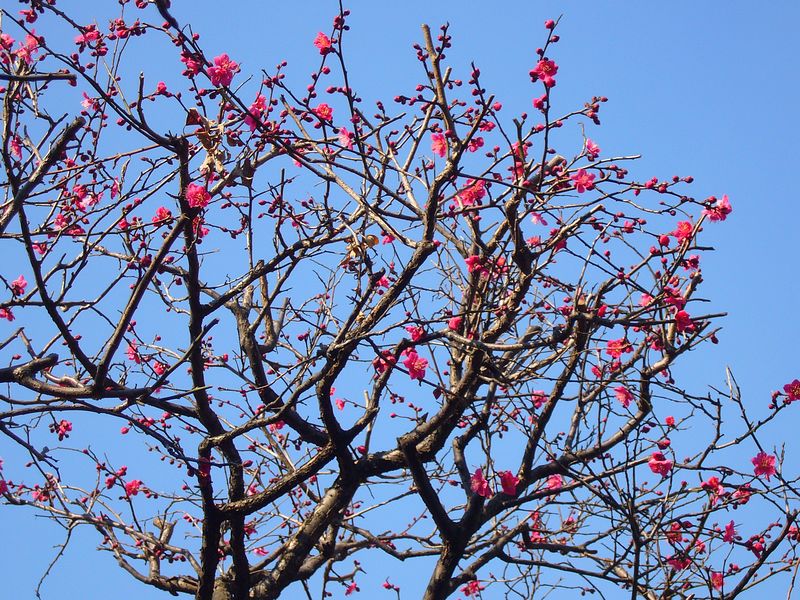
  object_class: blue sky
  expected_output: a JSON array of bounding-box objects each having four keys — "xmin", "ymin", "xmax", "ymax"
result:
[{"xmin": 3, "ymin": 1, "xmax": 800, "ymax": 598}]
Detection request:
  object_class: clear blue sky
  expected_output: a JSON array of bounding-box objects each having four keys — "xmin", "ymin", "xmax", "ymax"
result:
[{"xmin": 3, "ymin": 1, "xmax": 799, "ymax": 598}]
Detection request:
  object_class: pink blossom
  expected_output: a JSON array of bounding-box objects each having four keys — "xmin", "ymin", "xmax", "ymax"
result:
[
  {"xmin": 124, "ymin": 479, "xmax": 143, "ymax": 497},
  {"xmin": 672, "ymin": 220, "xmax": 693, "ymax": 243},
  {"xmin": 666, "ymin": 554, "xmax": 690, "ymax": 571},
  {"xmin": 244, "ymin": 94, "xmax": 267, "ymax": 131},
  {"xmin": 752, "ymin": 451, "xmax": 776, "ymax": 481},
  {"xmin": 464, "ymin": 255, "xmax": 485, "ymax": 275},
  {"xmin": 605, "ymin": 338, "xmax": 632, "ymax": 359},
  {"xmin": 711, "ymin": 572, "xmax": 724, "ymax": 591},
  {"xmin": 467, "ymin": 137, "xmax": 484, "ymax": 153},
  {"xmin": 783, "ymin": 379, "xmax": 800, "ymax": 402},
  {"xmin": 0, "ymin": 33, "xmax": 13, "ymax": 53},
  {"xmin": 75, "ymin": 24, "xmax": 101, "ymax": 46},
  {"xmin": 470, "ymin": 468, "xmax": 492, "ymax": 498},
  {"xmin": 15, "ymin": 32, "xmax": 39, "ymax": 65},
  {"xmin": 674, "ymin": 310, "xmax": 695, "ymax": 333},
  {"xmin": 337, "ymin": 127, "xmax": 354, "ymax": 150},
  {"xmin": 499, "ymin": 471, "xmax": 519, "ymax": 496},
  {"xmin": 732, "ymin": 484, "xmax": 752, "ymax": 505},
  {"xmin": 180, "ymin": 51, "xmax": 202, "ymax": 76},
  {"xmin": 312, "ymin": 103, "xmax": 333, "ymax": 121},
  {"xmin": 431, "ymin": 133, "xmax": 447, "ymax": 157},
  {"xmin": 401, "ymin": 349, "xmax": 427, "ymax": 381},
  {"xmin": 186, "ymin": 183, "xmax": 210, "ymax": 209},
  {"xmin": 648, "ymin": 451, "xmax": 673, "ymax": 477},
  {"xmin": 748, "ymin": 535, "xmax": 765, "ymax": 558},
  {"xmin": 152, "ymin": 206, "xmax": 172, "ymax": 223},
  {"xmin": 10, "ymin": 136, "xmax": 21, "ymax": 160},
  {"xmin": 701, "ymin": 476, "xmax": 725, "ymax": 499},
  {"xmin": 546, "ymin": 474, "xmax": 563, "ymax": 490},
  {"xmin": 614, "ymin": 386, "xmax": 633, "ymax": 408},
  {"xmin": 530, "ymin": 212, "xmax": 548, "ymax": 226},
  {"xmin": 313, "ymin": 32, "xmax": 332, "ymax": 54},
  {"xmin": 532, "ymin": 390, "xmax": 548, "ymax": 409},
  {"xmin": 447, "ymin": 316, "xmax": 463, "ymax": 331},
  {"xmin": 372, "ymin": 351, "xmax": 396, "ymax": 374},
  {"xmin": 570, "ymin": 169, "xmax": 595, "ymax": 193},
  {"xmin": 703, "ymin": 194, "xmax": 732, "ymax": 222},
  {"xmin": 126, "ymin": 342, "xmax": 141, "ymax": 364},
  {"xmin": 723, "ymin": 520, "xmax": 737, "ymax": 543},
  {"xmin": 461, "ymin": 580, "xmax": 485, "ymax": 597},
  {"xmin": 52, "ymin": 419, "xmax": 72, "ymax": 441},
  {"xmin": 405, "ymin": 325, "xmax": 425, "ymax": 342},
  {"xmin": 207, "ymin": 53, "xmax": 239, "ymax": 87},
  {"xmin": 456, "ymin": 179, "xmax": 486, "ymax": 208},
  {"xmin": 666, "ymin": 521, "xmax": 685, "ymax": 543},
  {"xmin": 584, "ymin": 138, "xmax": 600, "ymax": 160},
  {"xmin": 531, "ymin": 58, "xmax": 558, "ymax": 88},
  {"xmin": 0, "ymin": 308, "xmax": 14, "ymax": 322},
  {"xmin": 11, "ymin": 275, "xmax": 27, "ymax": 296}
]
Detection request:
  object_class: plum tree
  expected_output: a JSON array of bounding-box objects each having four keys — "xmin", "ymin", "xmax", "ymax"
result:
[{"xmin": 0, "ymin": 2, "xmax": 797, "ymax": 599}]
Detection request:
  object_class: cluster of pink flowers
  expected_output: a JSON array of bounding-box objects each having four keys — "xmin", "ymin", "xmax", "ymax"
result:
[
  {"xmin": 50, "ymin": 419, "xmax": 73, "ymax": 441},
  {"xmin": 464, "ymin": 255, "xmax": 508, "ymax": 279},
  {"xmin": 470, "ymin": 468, "xmax": 520, "ymax": 498},
  {"xmin": 702, "ymin": 195, "xmax": 732, "ymax": 222}
]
